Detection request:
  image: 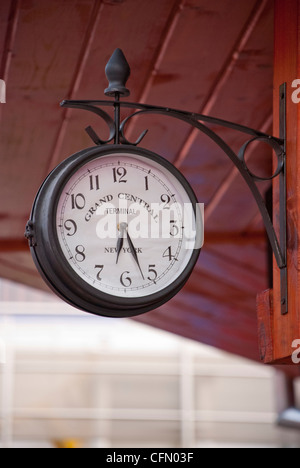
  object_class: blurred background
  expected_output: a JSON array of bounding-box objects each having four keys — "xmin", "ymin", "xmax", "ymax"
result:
[
  {"xmin": 1, "ymin": 0, "xmax": 300, "ymax": 448},
  {"xmin": 1, "ymin": 277, "xmax": 300, "ymax": 448}
]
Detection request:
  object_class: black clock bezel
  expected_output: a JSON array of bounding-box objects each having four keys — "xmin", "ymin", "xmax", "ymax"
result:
[{"xmin": 28, "ymin": 145, "xmax": 201, "ymax": 318}]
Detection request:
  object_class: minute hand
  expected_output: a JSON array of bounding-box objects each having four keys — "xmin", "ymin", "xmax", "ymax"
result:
[
  {"xmin": 126, "ymin": 232, "xmax": 145, "ymax": 280},
  {"xmin": 116, "ymin": 223, "xmax": 127, "ymax": 264}
]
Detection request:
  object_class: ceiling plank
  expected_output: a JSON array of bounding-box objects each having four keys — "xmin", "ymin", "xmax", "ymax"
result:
[
  {"xmin": 122, "ymin": 0, "xmax": 185, "ymax": 142},
  {"xmin": 134, "ymin": 292, "xmax": 260, "ymax": 361},
  {"xmin": 173, "ymin": 0, "xmax": 270, "ymax": 169},
  {"xmin": 45, "ymin": 0, "xmax": 105, "ymax": 175},
  {"xmin": 0, "ymin": 239, "xmax": 28, "ymax": 252},
  {"xmin": 0, "ymin": 0, "xmax": 20, "ymax": 124},
  {"xmin": 0, "ymin": 0, "xmax": 20, "ymax": 81},
  {"xmin": 136, "ymin": 0, "xmax": 185, "ymax": 105},
  {"xmin": 204, "ymin": 114, "xmax": 273, "ymax": 223}
]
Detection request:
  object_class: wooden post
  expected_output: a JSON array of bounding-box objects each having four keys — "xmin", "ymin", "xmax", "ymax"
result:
[{"xmin": 257, "ymin": 0, "xmax": 300, "ymax": 364}]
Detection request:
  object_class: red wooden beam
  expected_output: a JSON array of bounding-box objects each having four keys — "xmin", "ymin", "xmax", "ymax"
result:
[
  {"xmin": 0, "ymin": 231, "xmax": 266, "ymax": 254},
  {"xmin": 0, "ymin": 239, "xmax": 28, "ymax": 252},
  {"xmin": 257, "ymin": 0, "xmax": 300, "ymax": 365},
  {"xmin": 204, "ymin": 231, "xmax": 266, "ymax": 245},
  {"xmin": 0, "ymin": 0, "xmax": 20, "ymax": 123}
]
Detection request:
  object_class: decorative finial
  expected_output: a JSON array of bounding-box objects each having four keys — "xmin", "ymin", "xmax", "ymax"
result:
[{"xmin": 104, "ymin": 48, "xmax": 130, "ymax": 97}]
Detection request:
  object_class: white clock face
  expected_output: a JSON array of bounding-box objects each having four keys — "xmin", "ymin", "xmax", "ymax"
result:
[{"xmin": 56, "ymin": 151, "xmax": 199, "ymax": 299}]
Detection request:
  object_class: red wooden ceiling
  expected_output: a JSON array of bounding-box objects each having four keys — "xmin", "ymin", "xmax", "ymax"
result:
[{"xmin": 0, "ymin": 0, "xmax": 277, "ymax": 362}]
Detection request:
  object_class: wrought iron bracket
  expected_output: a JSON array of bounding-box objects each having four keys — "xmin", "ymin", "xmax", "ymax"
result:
[{"xmin": 60, "ymin": 49, "xmax": 288, "ymax": 314}]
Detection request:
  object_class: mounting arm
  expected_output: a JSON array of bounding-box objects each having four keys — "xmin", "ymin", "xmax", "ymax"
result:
[{"xmin": 60, "ymin": 49, "xmax": 287, "ymax": 314}]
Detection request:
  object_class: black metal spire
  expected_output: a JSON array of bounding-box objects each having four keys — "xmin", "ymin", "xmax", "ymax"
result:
[{"xmin": 104, "ymin": 48, "xmax": 130, "ymax": 97}]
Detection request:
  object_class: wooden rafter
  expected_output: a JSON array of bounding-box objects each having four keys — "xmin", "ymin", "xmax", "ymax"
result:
[
  {"xmin": 173, "ymin": 0, "xmax": 270, "ymax": 169},
  {"xmin": 45, "ymin": 0, "xmax": 105, "ymax": 175},
  {"xmin": 0, "ymin": 0, "xmax": 20, "ymax": 81}
]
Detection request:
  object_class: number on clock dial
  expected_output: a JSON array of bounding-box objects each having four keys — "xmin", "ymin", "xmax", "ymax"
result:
[{"xmin": 113, "ymin": 167, "xmax": 127, "ymax": 183}]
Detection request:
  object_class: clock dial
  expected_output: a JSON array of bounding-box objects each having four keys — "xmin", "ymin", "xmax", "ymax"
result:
[{"xmin": 56, "ymin": 152, "xmax": 197, "ymax": 299}]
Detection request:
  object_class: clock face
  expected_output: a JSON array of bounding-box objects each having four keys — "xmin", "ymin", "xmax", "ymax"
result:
[
  {"xmin": 27, "ymin": 145, "xmax": 202, "ymax": 317},
  {"xmin": 55, "ymin": 150, "xmax": 199, "ymax": 300}
]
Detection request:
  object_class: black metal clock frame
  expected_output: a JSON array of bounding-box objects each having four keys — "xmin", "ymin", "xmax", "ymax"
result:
[
  {"xmin": 26, "ymin": 144, "xmax": 201, "ymax": 318},
  {"xmin": 32, "ymin": 48, "xmax": 288, "ymax": 315}
]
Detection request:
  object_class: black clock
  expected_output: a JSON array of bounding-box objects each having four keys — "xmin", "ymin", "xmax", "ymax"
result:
[{"xmin": 26, "ymin": 145, "xmax": 202, "ymax": 318}]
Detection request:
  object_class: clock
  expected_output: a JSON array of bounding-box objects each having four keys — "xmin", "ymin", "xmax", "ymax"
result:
[{"xmin": 26, "ymin": 145, "xmax": 202, "ymax": 318}]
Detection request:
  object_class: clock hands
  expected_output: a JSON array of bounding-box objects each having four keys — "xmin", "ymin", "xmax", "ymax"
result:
[
  {"xmin": 126, "ymin": 231, "xmax": 145, "ymax": 280},
  {"xmin": 116, "ymin": 222, "xmax": 145, "ymax": 280}
]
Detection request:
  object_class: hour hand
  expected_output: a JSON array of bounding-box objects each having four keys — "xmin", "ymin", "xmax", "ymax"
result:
[{"xmin": 116, "ymin": 222, "xmax": 127, "ymax": 264}]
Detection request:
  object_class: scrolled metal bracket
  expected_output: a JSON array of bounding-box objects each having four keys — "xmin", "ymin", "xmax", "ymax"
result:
[{"xmin": 60, "ymin": 49, "xmax": 287, "ymax": 315}]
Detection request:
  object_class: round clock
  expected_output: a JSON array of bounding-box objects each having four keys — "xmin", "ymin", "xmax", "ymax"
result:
[{"xmin": 26, "ymin": 145, "xmax": 202, "ymax": 317}]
